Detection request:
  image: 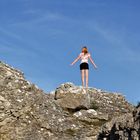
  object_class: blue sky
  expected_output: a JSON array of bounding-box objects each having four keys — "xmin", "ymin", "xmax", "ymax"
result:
[{"xmin": 0, "ymin": 0, "xmax": 140, "ymax": 105}]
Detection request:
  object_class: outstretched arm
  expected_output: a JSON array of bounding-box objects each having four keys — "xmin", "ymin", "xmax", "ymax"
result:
[
  {"xmin": 89, "ymin": 55, "xmax": 97, "ymax": 69},
  {"xmin": 71, "ymin": 55, "xmax": 81, "ymax": 66}
]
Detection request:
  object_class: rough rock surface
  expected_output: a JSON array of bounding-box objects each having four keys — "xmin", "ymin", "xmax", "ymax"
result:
[
  {"xmin": 98, "ymin": 104, "xmax": 140, "ymax": 140},
  {"xmin": 55, "ymin": 85, "xmax": 90, "ymax": 110},
  {"xmin": 0, "ymin": 61, "xmax": 138, "ymax": 140},
  {"xmin": 54, "ymin": 83, "xmax": 134, "ymax": 118}
]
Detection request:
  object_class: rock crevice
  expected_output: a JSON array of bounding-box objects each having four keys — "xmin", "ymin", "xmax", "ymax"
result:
[{"xmin": 0, "ymin": 61, "xmax": 139, "ymax": 140}]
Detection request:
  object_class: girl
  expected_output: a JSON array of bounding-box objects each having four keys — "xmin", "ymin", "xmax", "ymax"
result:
[{"xmin": 71, "ymin": 46, "xmax": 97, "ymax": 88}]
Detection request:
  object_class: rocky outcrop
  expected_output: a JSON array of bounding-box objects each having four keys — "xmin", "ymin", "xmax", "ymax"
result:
[
  {"xmin": 0, "ymin": 61, "xmax": 138, "ymax": 140},
  {"xmin": 54, "ymin": 83, "xmax": 134, "ymax": 118},
  {"xmin": 98, "ymin": 105, "xmax": 140, "ymax": 140},
  {"xmin": 55, "ymin": 84, "xmax": 91, "ymax": 111}
]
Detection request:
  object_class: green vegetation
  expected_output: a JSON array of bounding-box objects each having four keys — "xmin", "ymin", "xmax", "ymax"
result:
[{"xmin": 90, "ymin": 100, "xmax": 99, "ymax": 110}]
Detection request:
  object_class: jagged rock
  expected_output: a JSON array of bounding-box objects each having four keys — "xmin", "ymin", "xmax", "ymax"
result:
[
  {"xmin": 0, "ymin": 61, "xmax": 137, "ymax": 140},
  {"xmin": 73, "ymin": 109, "xmax": 108, "ymax": 124},
  {"xmin": 55, "ymin": 83, "xmax": 134, "ymax": 118},
  {"xmin": 98, "ymin": 106, "xmax": 140, "ymax": 140},
  {"xmin": 55, "ymin": 84, "xmax": 90, "ymax": 111}
]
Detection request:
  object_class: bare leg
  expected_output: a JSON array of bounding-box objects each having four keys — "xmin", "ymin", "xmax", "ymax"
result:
[
  {"xmin": 81, "ymin": 70, "xmax": 85, "ymax": 87},
  {"xmin": 85, "ymin": 69, "xmax": 89, "ymax": 88}
]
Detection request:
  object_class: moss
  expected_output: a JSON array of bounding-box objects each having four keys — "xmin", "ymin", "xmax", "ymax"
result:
[{"xmin": 90, "ymin": 100, "xmax": 99, "ymax": 110}]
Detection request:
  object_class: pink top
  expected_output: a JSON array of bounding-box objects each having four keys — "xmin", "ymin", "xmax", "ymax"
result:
[{"xmin": 79, "ymin": 53, "xmax": 91, "ymax": 63}]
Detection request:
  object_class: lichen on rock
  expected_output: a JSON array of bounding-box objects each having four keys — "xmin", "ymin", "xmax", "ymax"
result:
[{"xmin": 0, "ymin": 61, "xmax": 139, "ymax": 140}]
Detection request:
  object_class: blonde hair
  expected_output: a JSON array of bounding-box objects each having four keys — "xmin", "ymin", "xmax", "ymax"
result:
[{"xmin": 82, "ymin": 46, "xmax": 88, "ymax": 54}]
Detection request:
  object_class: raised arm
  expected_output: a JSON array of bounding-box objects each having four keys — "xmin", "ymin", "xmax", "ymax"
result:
[
  {"xmin": 89, "ymin": 55, "xmax": 97, "ymax": 69},
  {"xmin": 71, "ymin": 55, "xmax": 81, "ymax": 66}
]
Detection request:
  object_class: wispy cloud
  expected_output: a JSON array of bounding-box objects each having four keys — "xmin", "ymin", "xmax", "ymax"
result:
[
  {"xmin": 89, "ymin": 23, "xmax": 125, "ymax": 47},
  {"xmin": 0, "ymin": 42, "xmax": 36, "ymax": 58},
  {"xmin": 0, "ymin": 27, "xmax": 23, "ymax": 41},
  {"xmin": 0, "ymin": 44, "xmax": 14, "ymax": 53},
  {"xmin": 11, "ymin": 10, "xmax": 64, "ymax": 27},
  {"xmin": 0, "ymin": 27, "xmax": 42, "ymax": 57},
  {"xmin": 86, "ymin": 21, "xmax": 140, "ymax": 63},
  {"xmin": 118, "ymin": 47, "xmax": 140, "ymax": 63}
]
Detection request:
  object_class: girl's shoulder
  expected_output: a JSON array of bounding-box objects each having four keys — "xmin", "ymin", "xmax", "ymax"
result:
[
  {"xmin": 87, "ymin": 53, "xmax": 91, "ymax": 57},
  {"xmin": 79, "ymin": 52, "xmax": 84, "ymax": 56}
]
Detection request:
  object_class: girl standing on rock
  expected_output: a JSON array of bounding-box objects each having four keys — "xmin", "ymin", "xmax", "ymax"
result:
[{"xmin": 71, "ymin": 46, "xmax": 97, "ymax": 88}]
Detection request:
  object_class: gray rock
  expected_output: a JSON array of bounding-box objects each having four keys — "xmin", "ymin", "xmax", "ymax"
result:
[
  {"xmin": 0, "ymin": 61, "xmax": 137, "ymax": 140},
  {"xmin": 55, "ymin": 90, "xmax": 91, "ymax": 110},
  {"xmin": 98, "ymin": 107, "xmax": 140, "ymax": 140}
]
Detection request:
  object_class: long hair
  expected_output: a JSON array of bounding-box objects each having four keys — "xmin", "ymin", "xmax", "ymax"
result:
[{"xmin": 82, "ymin": 46, "xmax": 88, "ymax": 54}]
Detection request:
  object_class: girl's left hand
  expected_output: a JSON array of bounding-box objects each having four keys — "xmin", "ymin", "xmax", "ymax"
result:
[{"xmin": 94, "ymin": 65, "xmax": 98, "ymax": 69}]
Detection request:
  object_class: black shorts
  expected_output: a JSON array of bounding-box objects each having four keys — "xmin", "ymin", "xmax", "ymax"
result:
[{"xmin": 80, "ymin": 63, "xmax": 89, "ymax": 70}]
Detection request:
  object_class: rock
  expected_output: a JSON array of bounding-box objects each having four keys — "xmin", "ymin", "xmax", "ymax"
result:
[
  {"xmin": 73, "ymin": 109, "xmax": 108, "ymax": 125},
  {"xmin": 0, "ymin": 61, "xmax": 137, "ymax": 140},
  {"xmin": 55, "ymin": 90, "xmax": 90, "ymax": 110},
  {"xmin": 98, "ymin": 106, "xmax": 140, "ymax": 140},
  {"xmin": 54, "ymin": 83, "xmax": 91, "ymax": 111}
]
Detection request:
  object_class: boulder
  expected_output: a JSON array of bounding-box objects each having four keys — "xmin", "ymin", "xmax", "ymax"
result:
[{"xmin": 55, "ymin": 89, "xmax": 90, "ymax": 110}]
